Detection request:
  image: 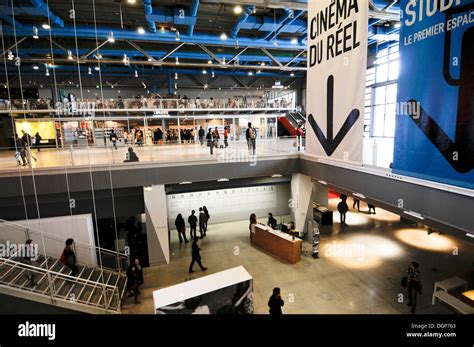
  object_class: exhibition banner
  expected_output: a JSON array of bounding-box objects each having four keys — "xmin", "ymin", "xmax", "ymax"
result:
[
  {"xmin": 393, "ymin": 0, "xmax": 474, "ymax": 188},
  {"xmin": 306, "ymin": 0, "xmax": 368, "ymax": 164}
]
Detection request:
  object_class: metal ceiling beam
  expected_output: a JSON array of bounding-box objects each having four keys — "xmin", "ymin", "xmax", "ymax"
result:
[
  {"xmin": 231, "ymin": 76, "xmax": 247, "ymax": 88},
  {"xmin": 124, "ymin": 40, "xmax": 156, "ymax": 62},
  {"xmin": 227, "ymin": 47, "xmax": 249, "ymax": 65},
  {"xmin": 187, "ymin": 74, "xmax": 204, "ymax": 87},
  {"xmin": 0, "ymin": 36, "xmax": 27, "ymax": 56},
  {"xmin": 158, "ymin": 42, "xmax": 186, "ymax": 63},
  {"xmin": 207, "ymin": 74, "xmax": 224, "ymax": 87},
  {"xmin": 197, "ymin": 44, "xmax": 222, "ymax": 64},
  {"xmin": 81, "ymin": 39, "xmax": 109, "ymax": 59},
  {"xmin": 1, "ymin": 15, "xmax": 22, "ymax": 28},
  {"xmin": 28, "ymin": 0, "xmax": 64, "ymax": 28},
  {"xmin": 260, "ymin": 48, "xmax": 283, "ymax": 67},
  {"xmin": 285, "ymin": 50, "xmax": 305, "ymax": 67}
]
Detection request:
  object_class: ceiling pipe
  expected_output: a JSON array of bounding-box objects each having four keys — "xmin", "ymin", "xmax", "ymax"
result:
[
  {"xmin": 260, "ymin": 7, "xmax": 294, "ymax": 40},
  {"xmin": 230, "ymin": 5, "xmax": 255, "ymax": 39},
  {"xmin": 187, "ymin": 0, "xmax": 200, "ymax": 37},
  {"xmin": 28, "ymin": 0, "xmax": 64, "ymax": 28},
  {"xmin": 143, "ymin": 0, "xmax": 157, "ymax": 33}
]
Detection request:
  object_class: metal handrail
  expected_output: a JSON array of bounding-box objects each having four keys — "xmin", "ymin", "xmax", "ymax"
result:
[{"xmin": 0, "ymin": 256, "xmax": 118, "ymax": 290}]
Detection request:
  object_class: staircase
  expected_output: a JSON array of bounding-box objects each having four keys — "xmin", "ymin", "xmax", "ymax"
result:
[{"xmin": 0, "ymin": 253, "xmax": 128, "ymax": 314}]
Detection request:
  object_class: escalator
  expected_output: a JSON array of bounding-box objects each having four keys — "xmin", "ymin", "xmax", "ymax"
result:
[{"xmin": 277, "ymin": 111, "xmax": 306, "ymax": 137}]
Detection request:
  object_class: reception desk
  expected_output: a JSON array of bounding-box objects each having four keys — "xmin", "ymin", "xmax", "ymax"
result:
[{"xmin": 251, "ymin": 224, "xmax": 302, "ymax": 264}]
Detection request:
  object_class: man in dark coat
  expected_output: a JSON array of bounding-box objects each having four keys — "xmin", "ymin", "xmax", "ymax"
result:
[{"xmin": 188, "ymin": 238, "xmax": 208, "ymax": 274}]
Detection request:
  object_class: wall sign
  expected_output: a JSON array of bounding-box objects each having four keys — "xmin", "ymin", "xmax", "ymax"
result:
[
  {"xmin": 393, "ymin": 0, "xmax": 474, "ymax": 188},
  {"xmin": 306, "ymin": 0, "xmax": 368, "ymax": 164}
]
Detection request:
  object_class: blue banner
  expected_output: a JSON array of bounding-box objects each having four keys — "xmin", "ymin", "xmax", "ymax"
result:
[{"xmin": 393, "ymin": 0, "xmax": 474, "ymax": 189}]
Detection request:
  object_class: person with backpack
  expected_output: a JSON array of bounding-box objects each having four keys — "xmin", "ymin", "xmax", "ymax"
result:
[
  {"xmin": 61, "ymin": 238, "xmax": 79, "ymax": 276},
  {"xmin": 109, "ymin": 129, "xmax": 118, "ymax": 150},
  {"xmin": 198, "ymin": 207, "xmax": 207, "ymax": 238},
  {"xmin": 188, "ymin": 210, "xmax": 198, "ymax": 240},
  {"xmin": 246, "ymin": 122, "xmax": 256, "ymax": 155},
  {"xmin": 175, "ymin": 214, "xmax": 188, "ymax": 243}
]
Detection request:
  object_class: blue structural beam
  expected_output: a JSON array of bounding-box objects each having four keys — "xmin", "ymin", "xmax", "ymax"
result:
[
  {"xmin": 2, "ymin": 25, "xmax": 307, "ymax": 50},
  {"xmin": 260, "ymin": 8, "xmax": 294, "ymax": 40},
  {"xmin": 187, "ymin": 0, "xmax": 199, "ymax": 36},
  {"xmin": 267, "ymin": 10, "xmax": 305, "ymax": 41},
  {"xmin": 15, "ymin": 48, "xmax": 307, "ymax": 64},
  {"xmin": 230, "ymin": 5, "xmax": 255, "ymax": 39},
  {"xmin": 0, "ymin": 15, "xmax": 22, "ymax": 28},
  {"xmin": 28, "ymin": 0, "xmax": 64, "ymax": 28},
  {"xmin": 143, "ymin": 0, "xmax": 156, "ymax": 33}
]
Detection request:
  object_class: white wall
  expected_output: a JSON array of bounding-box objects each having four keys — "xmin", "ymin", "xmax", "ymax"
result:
[
  {"xmin": 290, "ymin": 174, "xmax": 314, "ymax": 232},
  {"xmin": 167, "ymin": 184, "xmax": 291, "ymax": 225},
  {"xmin": 0, "ymin": 214, "xmax": 98, "ymax": 267},
  {"xmin": 144, "ymin": 185, "xmax": 170, "ymax": 265}
]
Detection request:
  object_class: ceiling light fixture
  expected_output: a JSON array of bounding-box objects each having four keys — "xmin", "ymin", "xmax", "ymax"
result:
[
  {"xmin": 175, "ymin": 57, "xmax": 179, "ymax": 65},
  {"xmin": 175, "ymin": 30, "xmax": 180, "ymax": 41},
  {"xmin": 234, "ymin": 5, "xmax": 243, "ymax": 14},
  {"xmin": 248, "ymin": 71, "xmax": 253, "ymax": 76},
  {"xmin": 123, "ymin": 54, "xmax": 129, "ymax": 66},
  {"xmin": 204, "ymin": 84, "xmax": 208, "ymax": 89},
  {"xmin": 179, "ymin": 181, "xmax": 192, "ymax": 185},
  {"xmin": 317, "ymin": 180, "xmax": 328, "ymax": 185},
  {"xmin": 127, "ymin": 0, "xmax": 136, "ymax": 4},
  {"xmin": 94, "ymin": 66, "xmax": 100, "ymax": 71},
  {"xmin": 202, "ymin": 69, "xmax": 207, "ymax": 75},
  {"xmin": 257, "ymin": 69, "xmax": 261, "ymax": 74},
  {"xmin": 403, "ymin": 210, "xmax": 425, "ymax": 220},
  {"xmin": 32, "ymin": 26, "xmax": 39, "ymax": 39},
  {"xmin": 137, "ymin": 27, "xmax": 145, "ymax": 34},
  {"xmin": 160, "ymin": 26, "xmax": 165, "ymax": 32},
  {"xmin": 45, "ymin": 68, "xmax": 50, "ymax": 76},
  {"xmin": 290, "ymin": 72, "xmax": 295, "ymax": 77},
  {"xmin": 271, "ymin": 174, "xmax": 282, "ymax": 178},
  {"xmin": 221, "ymin": 57, "xmax": 226, "ymax": 65},
  {"xmin": 108, "ymin": 31, "xmax": 115, "ymax": 43},
  {"xmin": 7, "ymin": 51, "xmax": 14, "ymax": 60},
  {"xmin": 207, "ymin": 60, "xmax": 212, "ymax": 64},
  {"xmin": 42, "ymin": 23, "xmax": 50, "ymax": 30},
  {"xmin": 291, "ymin": 37, "xmax": 298, "ymax": 45},
  {"xmin": 211, "ymin": 71, "xmax": 215, "ymax": 78},
  {"xmin": 353, "ymin": 192, "xmax": 366, "ymax": 199},
  {"xmin": 135, "ymin": 70, "xmax": 138, "ymax": 77},
  {"xmin": 33, "ymin": 65, "xmax": 39, "ymax": 70},
  {"xmin": 174, "ymin": 72, "xmax": 178, "ymax": 79},
  {"xmin": 394, "ymin": 22, "xmax": 401, "ymax": 28},
  {"xmin": 217, "ymin": 178, "xmax": 229, "ymax": 182},
  {"xmin": 220, "ymin": 32, "xmax": 228, "ymax": 40},
  {"xmin": 88, "ymin": 67, "xmax": 92, "ymax": 74},
  {"xmin": 67, "ymin": 50, "xmax": 73, "ymax": 60}
]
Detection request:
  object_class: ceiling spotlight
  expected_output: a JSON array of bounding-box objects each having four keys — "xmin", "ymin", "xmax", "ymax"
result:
[
  {"xmin": 248, "ymin": 71, "xmax": 253, "ymax": 76},
  {"xmin": 207, "ymin": 60, "xmax": 212, "ymax": 64},
  {"xmin": 290, "ymin": 72, "xmax": 295, "ymax": 77},
  {"xmin": 175, "ymin": 57, "xmax": 179, "ymax": 65},
  {"xmin": 135, "ymin": 70, "xmax": 138, "ymax": 77},
  {"xmin": 204, "ymin": 84, "xmax": 208, "ymax": 89},
  {"xmin": 123, "ymin": 54, "xmax": 129, "ymax": 66},
  {"xmin": 160, "ymin": 26, "xmax": 165, "ymax": 33},
  {"xmin": 137, "ymin": 27, "xmax": 145, "ymax": 34},
  {"xmin": 111, "ymin": 85, "xmax": 114, "ymax": 89},
  {"xmin": 33, "ymin": 65, "xmax": 39, "ymax": 70},
  {"xmin": 252, "ymin": 8, "xmax": 256, "ymax": 14},
  {"xmin": 257, "ymin": 69, "xmax": 261, "ymax": 74},
  {"xmin": 147, "ymin": 57, "xmax": 153, "ymax": 61},
  {"xmin": 108, "ymin": 31, "xmax": 115, "ymax": 43},
  {"xmin": 45, "ymin": 68, "xmax": 50, "ymax": 76},
  {"xmin": 32, "ymin": 26, "xmax": 39, "ymax": 39},
  {"xmin": 291, "ymin": 37, "xmax": 298, "ymax": 45},
  {"xmin": 42, "ymin": 23, "xmax": 50, "ymax": 30},
  {"xmin": 94, "ymin": 66, "xmax": 100, "ymax": 71},
  {"xmin": 234, "ymin": 5, "xmax": 243, "ymax": 14},
  {"xmin": 96, "ymin": 85, "xmax": 99, "ymax": 89},
  {"xmin": 202, "ymin": 69, "xmax": 207, "ymax": 75},
  {"xmin": 97, "ymin": 54, "xmax": 102, "ymax": 59},
  {"xmin": 260, "ymin": 62, "xmax": 266, "ymax": 66},
  {"xmin": 67, "ymin": 50, "xmax": 73, "ymax": 60},
  {"xmin": 220, "ymin": 32, "xmax": 228, "ymax": 40},
  {"xmin": 7, "ymin": 50, "xmax": 14, "ymax": 60},
  {"xmin": 211, "ymin": 71, "xmax": 215, "ymax": 78},
  {"xmin": 88, "ymin": 67, "xmax": 92, "ymax": 74},
  {"xmin": 127, "ymin": 0, "xmax": 136, "ymax": 3},
  {"xmin": 175, "ymin": 30, "xmax": 180, "ymax": 41},
  {"xmin": 221, "ymin": 57, "xmax": 226, "ymax": 65},
  {"xmin": 174, "ymin": 72, "xmax": 178, "ymax": 80}
]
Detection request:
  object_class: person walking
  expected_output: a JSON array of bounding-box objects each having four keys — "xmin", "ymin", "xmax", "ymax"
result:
[
  {"xmin": 214, "ymin": 127, "xmax": 220, "ymax": 148},
  {"xmin": 198, "ymin": 126, "xmax": 205, "ymax": 146},
  {"xmin": 206, "ymin": 128, "xmax": 215, "ymax": 155},
  {"xmin": 268, "ymin": 287, "xmax": 284, "ymax": 315},
  {"xmin": 246, "ymin": 122, "xmax": 257, "ymax": 155},
  {"xmin": 61, "ymin": 238, "xmax": 79, "ymax": 276},
  {"xmin": 249, "ymin": 213, "xmax": 257, "ymax": 241},
  {"xmin": 406, "ymin": 261, "xmax": 422, "ymax": 314},
  {"xmin": 223, "ymin": 126, "xmax": 229, "ymax": 148},
  {"xmin": 21, "ymin": 129, "xmax": 32, "ymax": 147},
  {"xmin": 15, "ymin": 134, "xmax": 27, "ymax": 166},
  {"xmin": 21, "ymin": 239, "xmax": 38, "ymax": 287},
  {"xmin": 203, "ymin": 206, "xmax": 209, "ymax": 232},
  {"xmin": 337, "ymin": 194, "xmax": 349, "ymax": 224},
  {"xmin": 296, "ymin": 123, "xmax": 304, "ymax": 151},
  {"xmin": 198, "ymin": 207, "xmax": 207, "ymax": 238},
  {"xmin": 188, "ymin": 237, "xmax": 208, "ymax": 274},
  {"xmin": 109, "ymin": 129, "xmax": 118, "ymax": 150},
  {"xmin": 368, "ymin": 204, "xmax": 376, "ymax": 214},
  {"xmin": 126, "ymin": 258, "xmax": 144, "ymax": 304},
  {"xmin": 175, "ymin": 213, "xmax": 188, "ymax": 243},
  {"xmin": 353, "ymin": 199, "xmax": 360, "ymax": 212},
  {"xmin": 34, "ymin": 132, "xmax": 42, "ymax": 151},
  {"xmin": 188, "ymin": 210, "xmax": 198, "ymax": 240}
]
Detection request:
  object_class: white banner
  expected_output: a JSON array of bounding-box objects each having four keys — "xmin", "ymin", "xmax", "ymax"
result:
[{"xmin": 306, "ymin": 0, "xmax": 368, "ymax": 164}]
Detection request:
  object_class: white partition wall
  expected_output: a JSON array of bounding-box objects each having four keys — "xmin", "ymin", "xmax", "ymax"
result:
[
  {"xmin": 0, "ymin": 214, "xmax": 98, "ymax": 267},
  {"xmin": 290, "ymin": 174, "xmax": 314, "ymax": 233},
  {"xmin": 144, "ymin": 184, "xmax": 170, "ymax": 265}
]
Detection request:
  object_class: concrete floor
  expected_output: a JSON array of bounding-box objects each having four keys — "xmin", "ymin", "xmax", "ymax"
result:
[
  {"xmin": 122, "ymin": 199, "xmax": 473, "ymax": 314},
  {"xmin": 0, "ymin": 138, "xmax": 298, "ymax": 172}
]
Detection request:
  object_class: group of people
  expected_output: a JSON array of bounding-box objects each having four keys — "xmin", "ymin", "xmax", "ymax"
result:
[
  {"xmin": 337, "ymin": 195, "xmax": 377, "ymax": 224},
  {"xmin": 174, "ymin": 206, "xmax": 210, "ymax": 243},
  {"xmin": 202, "ymin": 126, "xmax": 230, "ymax": 155},
  {"xmin": 14, "ymin": 130, "xmax": 41, "ymax": 166}
]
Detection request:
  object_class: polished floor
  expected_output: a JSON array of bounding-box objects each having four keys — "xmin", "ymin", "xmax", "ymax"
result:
[
  {"xmin": 0, "ymin": 138, "xmax": 298, "ymax": 172},
  {"xmin": 122, "ymin": 199, "xmax": 473, "ymax": 314}
]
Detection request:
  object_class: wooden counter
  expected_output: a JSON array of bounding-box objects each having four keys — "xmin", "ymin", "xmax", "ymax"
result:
[{"xmin": 251, "ymin": 224, "xmax": 302, "ymax": 264}]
